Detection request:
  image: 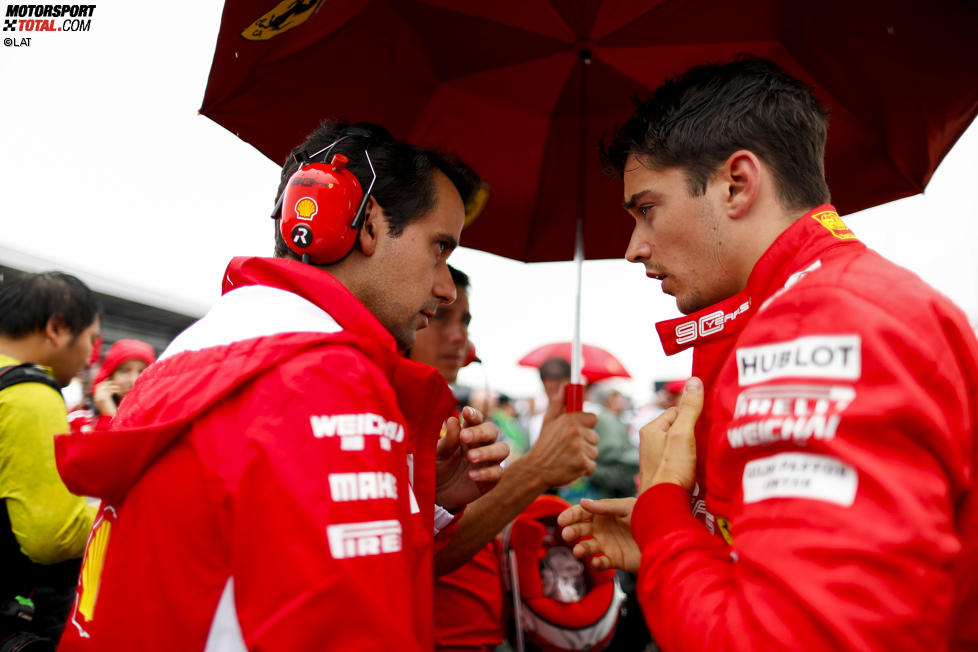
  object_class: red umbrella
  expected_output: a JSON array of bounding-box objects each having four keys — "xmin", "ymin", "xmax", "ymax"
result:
[
  {"xmin": 201, "ymin": 0, "xmax": 978, "ymax": 262},
  {"xmin": 200, "ymin": 0, "xmax": 978, "ymax": 405},
  {"xmin": 519, "ymin": 342, "xmax": 631, "ymax": 384}
]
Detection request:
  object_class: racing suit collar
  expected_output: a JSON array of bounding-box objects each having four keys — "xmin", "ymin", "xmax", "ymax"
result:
[
  {"xmin": 222, "ymin": 256, "xmax": 397, "ymax": 352},
  {"xmin": 655, "ymin": 204, "xmax": 858, "ymax": 355}
]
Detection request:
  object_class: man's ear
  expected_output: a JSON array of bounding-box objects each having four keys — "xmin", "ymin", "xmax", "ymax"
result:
[
  {"xmin": 45, "ymin": 315, "xmax": 70, "ymax": 348},
  {"xmin": 357, "ymin": 196, "xmax": 383, "ymax": 256},
  {"xmin": 721, "ymin": 149, "xmax": 761, "ymax": 219}
]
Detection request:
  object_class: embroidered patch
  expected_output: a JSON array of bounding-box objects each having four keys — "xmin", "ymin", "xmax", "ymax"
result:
[
  {"xmin": 810, "ymin": 210, "xmax": 857, "ymax": 240},
  {"xmin": 743, "ymin": 452, "xmax": 857, "ymax": 506}
]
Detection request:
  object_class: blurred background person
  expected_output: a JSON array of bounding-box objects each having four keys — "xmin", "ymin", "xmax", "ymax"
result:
[
  {"xmin": 527, "ymin": 356, "xmax": 571, "ymax": 447},
  {"xmin": 589, "ymin": 385, "xmax": 640, "ymax": 500},
  {"xmin": 409, "ymin": 266, "xmax": 599, "ymax": 651},
  {"xmin": 628, "ymin": 379, "xmax": 685, "ymax": 448},
  {"xmin": 0, "ymin": 271, "xmax": 100, "ymax": 647},
  {"xmin": 68, "ymin": 339, "xmax": 155, "ymax": 434},
  {"xmin": 409, "ymin": 266, "xmax": 471, "ymax": 387},
  {"xmin": 491, "ymin": 393, "xmax": 529, "ymax": 461}
]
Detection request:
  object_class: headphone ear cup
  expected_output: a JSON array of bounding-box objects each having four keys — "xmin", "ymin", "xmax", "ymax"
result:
[{"xmin": 279, "ymin": 155, "xmax": 364, "ymax": 264}]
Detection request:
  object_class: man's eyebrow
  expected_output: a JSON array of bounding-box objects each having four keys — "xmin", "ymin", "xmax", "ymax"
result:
[
  {"xmin": 623, "ymin": 189, "xmax": 653, "ymax": 211},
  {"xmin": 438, "ymin": 233, "xmax": 459, "ymax": 252}
]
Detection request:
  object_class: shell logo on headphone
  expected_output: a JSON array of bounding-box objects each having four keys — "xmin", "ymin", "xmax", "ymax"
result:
[
  {"xmin": 278, "ymin": 153, "xmax": 365, "ymax": 264},
  {"xmin": 295, "ymin": 197, "xmax": 318, "ymax": 221}
]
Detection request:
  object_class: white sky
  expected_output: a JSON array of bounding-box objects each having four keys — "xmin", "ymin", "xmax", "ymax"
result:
[{"xmin": 2, "ymin": 1, "xmax": 976, "ymax": 402}]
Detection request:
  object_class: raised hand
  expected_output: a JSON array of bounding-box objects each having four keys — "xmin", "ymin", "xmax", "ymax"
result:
[
  {"xmin": 640, "ymin": 377, "xmax": 704, "ymax": 493},
  {"xmin": 435, "ymin": 406, "xmax": 509, "ymax": 511},
  {"xmin": 558, "ymin": 497, "xmax": 641, "ymax": 572},
  {"xmin": 525, "ymin": 383, "xmax": 600, "ymax": 487}
]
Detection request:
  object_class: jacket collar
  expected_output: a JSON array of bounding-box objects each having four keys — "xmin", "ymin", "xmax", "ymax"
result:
[
  {"xmin": 222, "ymin": 256, "xmax": 397, "ymax": 352},
  {"xmin": 655, "ymin": 205, "xmax": 863, "ymax": 355}
]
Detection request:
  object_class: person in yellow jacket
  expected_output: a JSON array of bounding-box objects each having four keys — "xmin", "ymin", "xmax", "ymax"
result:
[{"xmin": 0, "ymin": 271, "xmax": 100, "ymax": 647}]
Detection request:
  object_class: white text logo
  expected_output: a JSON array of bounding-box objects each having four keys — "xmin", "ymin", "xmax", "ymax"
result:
[
  {"xmin": 327, "ymin": 520, "xmax": 402, "ymax": 559},
  {"xmin": 675, "ymin": 301, "xmax": 750, "ymax": 345},
  {"xmin": 737, "ymin": 335, "xmax": 860, "ymax": 386},
  {"xmin": 310, "ymin": 413, "xmax": 405, "ymax": 451},
  {"xmin": 727, "ymin": 384, "xmax": 855, "ymax": 448},
  {"xmin": 742, "ymin": 452, "xmax": 857, "ymax": 506},
  {"xmin": 329, "ymin": 472, "xmax": 398, "ymax": 502}
]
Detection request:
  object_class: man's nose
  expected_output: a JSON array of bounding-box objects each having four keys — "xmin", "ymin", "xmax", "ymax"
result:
[
  {"xmin": 444, "ymin": 319, "xmax": 467, "ymax": 344},
  {"xmin": 625, "ymin": 225, "xmax": 651, "ymax": 264},
  {"xmin": 434, "ymin": 264, "xmax": 457, "ymax": 304}
]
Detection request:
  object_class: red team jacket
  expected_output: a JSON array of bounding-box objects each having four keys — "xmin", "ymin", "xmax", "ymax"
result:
[
  {"xmin": 631, "ymin": 207, "xmax": 978, "ymax": 650},
  {"xmin": 55, "ymin": 257, "xmax": 457, "ymax": 650}
]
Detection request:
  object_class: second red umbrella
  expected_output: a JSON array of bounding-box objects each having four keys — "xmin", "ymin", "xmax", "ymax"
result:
[{"xmin": 518, "ymin": 342, "xmax": 631, "ymax": 384}]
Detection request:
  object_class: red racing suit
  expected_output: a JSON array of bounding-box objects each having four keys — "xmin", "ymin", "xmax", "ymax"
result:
[
  {"xmin": 54, "ymin": 256, "xmax": 457, "ymax": 651},
  {"xmin": 632, "ymin": 206, "xmax": 978, "ymax": 650}
]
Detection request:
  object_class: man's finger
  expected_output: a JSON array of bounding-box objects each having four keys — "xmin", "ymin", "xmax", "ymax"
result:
[
  {"xmin": 570, "ymin": 537, "xmax": 604, "ymax": 559},
  {"xmin": 467, "ymin": 441, "xmax": 509, "ymax": 464},
  {"xmin": 468, "ymin": 465, "xmax": 504, "ymax": 483},
  {"xmin": 560, "ymin": 520, "xmax": 593, "ymax": 542},
  {"xmin": 436, "ymin": 417, "xmax": 461, "ymax": 460},
  {"xmin": 541, "ymin": 383, "xmax": 568, "ymax": 428},
  {"xmin": 589, "ymin": 555, "xmax": 614, "ymax": 571},
  {"xmin": 461, "ymin": 421, "xmax": 499, "ymax": 446},
  {"xmin": 578, "ymin": 497, "xmax": 636, "ymax": 518},
  {"xmin": 640, "ymin": 406, "xmax": 677, "ymax": 440},
  {"xmin": 556, "ymin": 504, "xmax": 590, "ymax": 528},
  {"xmin": 461, "ymin": 405, "xmax": 484, "ymax": 426},
  {"xmin": 580, "ymin": 424, "xmax": 600, "ymax": 446},
  {"xmin": 669, "ymin": 377, "xmax": 704, "ymax": 437},
  {"xmin": 652, "ymin": 378, "xmax": 704, "ymax": 491}
]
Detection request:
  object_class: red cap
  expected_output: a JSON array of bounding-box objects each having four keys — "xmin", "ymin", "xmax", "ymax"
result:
[{"xmin": 93, "ymin": 339, "xmax": 156, "ymax": 388}]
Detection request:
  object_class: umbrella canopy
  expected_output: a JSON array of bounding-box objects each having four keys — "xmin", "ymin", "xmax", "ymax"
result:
[
  {"xmin": 519, "ymin": 342, "xmax": 631, "ymax": 383},
  {"xmin": 202, "ymin": 0, "xmax": 978, "ymax": 263}
]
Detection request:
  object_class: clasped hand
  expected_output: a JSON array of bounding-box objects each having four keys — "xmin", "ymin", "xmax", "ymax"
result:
[
  {"xmin": 557, "ymin": 377, "xmax": 704, "ymax": 572},
  {"xmin": 435, "ymin": 406, "xmax": 509, "ymax": 511}
]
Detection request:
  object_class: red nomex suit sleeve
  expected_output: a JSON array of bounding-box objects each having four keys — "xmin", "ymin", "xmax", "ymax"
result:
[
  {"xmin": 207, "ymin": 346, "xmax": 431, "ymax": 651},
  {"xmin": 631, "ymin": 284, "xmax": 976, "ymax": 651}
]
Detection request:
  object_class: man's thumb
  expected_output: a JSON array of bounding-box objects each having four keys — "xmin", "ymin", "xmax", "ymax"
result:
[{"xmin": 542, "ymin": 382, "xmax": 568, "ymax": 427}]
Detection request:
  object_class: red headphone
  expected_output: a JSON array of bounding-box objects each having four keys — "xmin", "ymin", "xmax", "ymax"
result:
[{"xmin": 271, "ymin": 130, "xmax": 377, "ymax": 264}]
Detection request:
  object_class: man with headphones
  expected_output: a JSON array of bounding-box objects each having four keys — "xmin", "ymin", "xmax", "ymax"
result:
[{"xmin": 54, "ymin": 121, "xmax": 509, "ymax": 651}]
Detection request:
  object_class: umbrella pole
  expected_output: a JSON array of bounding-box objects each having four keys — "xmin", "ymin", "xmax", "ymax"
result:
[{"xmin": 566, "ymin": 50, "xmax": 591, "ymax": 413}]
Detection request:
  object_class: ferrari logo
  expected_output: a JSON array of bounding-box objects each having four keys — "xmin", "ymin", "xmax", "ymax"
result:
[{"xmin": 241, "ymin": 0, "xmax": 326, "ymax": 41}]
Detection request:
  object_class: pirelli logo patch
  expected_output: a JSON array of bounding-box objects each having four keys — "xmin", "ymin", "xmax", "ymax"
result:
[
  {"xmin": 737, "ymin": 335, "xmax": 860, "ymax": 386},
  {"xmin": 326, "ymin": 520, "xmax": 402, "ymax": 560}
]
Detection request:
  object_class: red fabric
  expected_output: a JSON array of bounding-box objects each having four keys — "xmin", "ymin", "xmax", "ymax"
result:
[
  {"xmin": 433, "ymin": 541, "xmax": 505, "ymax": 651},
  {"xmin": 631, "ymin": 206, "xmax": 978, "ymax": 650},
  {"xmin": 55, "ymin": 257, "xmax": 457, "ymax": 651}
]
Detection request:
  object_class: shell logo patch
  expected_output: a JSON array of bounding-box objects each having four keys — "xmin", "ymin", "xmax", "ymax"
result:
[
  {"xmin": 241, "ymin": 0, "xmax": 325, "ymax": 41},
  {"xmin": 295, "ymin": 197, "xmax": 318, "ymax": 221},
  {"xmin": 70, "ymin": 505, "xmax": 117, "ymax": 636},
  {"xmin": 811, "ymin": 210, "xmax": 857, "ymax": 241}
]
